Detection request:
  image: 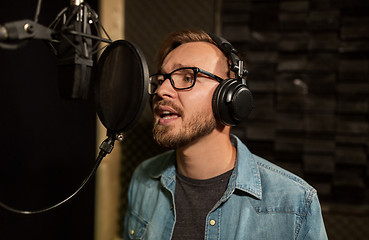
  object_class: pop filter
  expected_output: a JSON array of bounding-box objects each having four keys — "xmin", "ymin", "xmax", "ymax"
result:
[{"xmin": 94, "ymin": 40, "xmax": 149, "ymax": 136}]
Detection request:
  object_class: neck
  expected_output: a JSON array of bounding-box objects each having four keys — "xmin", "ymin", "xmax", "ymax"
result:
[{"xmin": 176, "ymin": 127, "xmax": 236, "ymax": 180}]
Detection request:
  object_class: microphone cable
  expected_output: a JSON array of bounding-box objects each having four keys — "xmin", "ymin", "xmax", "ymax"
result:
[{"xmin": 0, "ymin": 136, "xmax": 118, "ymax": 215}]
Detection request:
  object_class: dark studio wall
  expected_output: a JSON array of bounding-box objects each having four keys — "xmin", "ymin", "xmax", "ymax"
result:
[
  {"xmin": 121, "ymin": 0, "xmax": 369, "ymax": 238},
  {"xmin": 221, "ymin": 0, "xmax": 369, "ymax": 237},
  {"xmin": 0, "ymin": 1, "xmax": 97, "ymax": 239}
]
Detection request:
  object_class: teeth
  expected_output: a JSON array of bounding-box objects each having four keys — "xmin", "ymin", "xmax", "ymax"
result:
[
  {"xmin": 163, "ymin": 115, "xmax": 178, "ymax": 120},
  {"xmin": 159, "ymin": 109, "xmax": 179, "ymax": 120}
]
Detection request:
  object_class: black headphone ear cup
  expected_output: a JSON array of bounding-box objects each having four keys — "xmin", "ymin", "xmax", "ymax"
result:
[
  {"xmin": 212, "ymin": 79, "xmax": 230, "ymax": 125},
  {"xmin": 212, "ymin": 79, "xmax": 253, "ymax": 126},
  {"xmin": 232, "ymin": 84, "xmax": 253, "ymax": 122}
]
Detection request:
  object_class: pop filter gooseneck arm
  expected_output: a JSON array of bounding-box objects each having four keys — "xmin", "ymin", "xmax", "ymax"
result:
[{"xmin": 0, "ymin": 137, "xmax": 116, "ymax": 214}]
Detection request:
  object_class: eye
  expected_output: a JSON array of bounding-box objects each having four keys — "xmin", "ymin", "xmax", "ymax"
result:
[
  {"xmin": 158, "ymin": 79, "xmax": 165, "ymax": 85},
  {"xmin": 154, "ymin": 75, "xmax": 165, "ymax": 86},
  {"xmin": 179, "ymin": 69, "xmax": 194, "ymax": 82},
  {"xmin": 171, "ymin": 68, "xmax": 196, "ymax": 88},
  {"xmin": 183, "ymin": 74, "xmax": 194, "ymax": 83}
]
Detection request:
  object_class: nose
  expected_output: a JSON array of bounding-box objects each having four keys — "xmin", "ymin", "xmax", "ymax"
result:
[{"xmin": 156, "ymin": 77, "xmax": 176, "ymax": 99}]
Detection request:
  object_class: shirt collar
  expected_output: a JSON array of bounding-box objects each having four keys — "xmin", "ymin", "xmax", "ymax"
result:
[
  {"xmin": 151, "ymin": 135, "xmax": 263, "ymax": 200},
  {"xmin": 150, "ymin": 150, "xmax": 176, "ymax": 180},
  {"xmin": 230, "ymin": 135, "xmax": 262, "ymax": 199}
]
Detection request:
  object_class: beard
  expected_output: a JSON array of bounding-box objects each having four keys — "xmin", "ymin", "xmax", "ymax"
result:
[{"xmin": 152, "ymin": 100, "xmax": 217, "ymax": 149}]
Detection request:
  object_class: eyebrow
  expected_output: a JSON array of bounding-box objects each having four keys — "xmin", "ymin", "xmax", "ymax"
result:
[{"xmin": 160, "ymin": 63, "xmax": 195, "ymax": 74}]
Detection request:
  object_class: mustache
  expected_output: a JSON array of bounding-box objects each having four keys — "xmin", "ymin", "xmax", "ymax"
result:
[{"xmin": 153, "ymin": 99, "xmax": 184, "ymax": 116}]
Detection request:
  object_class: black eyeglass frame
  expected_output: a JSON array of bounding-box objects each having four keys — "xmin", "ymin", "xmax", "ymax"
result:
[{"xmin": 149, "ymin": 67, "xmax": 224, "ymax": 95}]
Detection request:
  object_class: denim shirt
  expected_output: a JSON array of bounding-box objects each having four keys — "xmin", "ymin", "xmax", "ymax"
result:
[{"xmin": 124, "ymin": 136, "xmax": 328, "ymax": 240}]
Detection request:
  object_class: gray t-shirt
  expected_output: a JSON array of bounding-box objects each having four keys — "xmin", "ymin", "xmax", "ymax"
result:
[{"xmin": 172, "ymin": 169, "xmax": 233, "ymax": 240}]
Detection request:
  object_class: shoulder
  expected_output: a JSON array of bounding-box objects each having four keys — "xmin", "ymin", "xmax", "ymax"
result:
[
  {"xmin": 233, "ymin": 135, "xmax": 315, "ymax": 199},
  {"xmin": 252, "ymin": 155, "xmax": 327, "ymax": 238},
  {"xmin": 233, "ymin": 135, "xmax": 317, "ymax": 214},
  {"xmin": 255, "ymin": 155, "xmax": 315, "ymax": 193},
  {"xmin": 251, "ymin": 154, "xmax": 317, "ymax": 215}
]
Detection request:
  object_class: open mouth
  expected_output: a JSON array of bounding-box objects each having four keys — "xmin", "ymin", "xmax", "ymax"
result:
[
  {"xmin": 155, "ymin": 103, "xmax": 182, "ymax": 123},
  {"xmin": 160, "ymin": 110, "xmax": 180, "ymax": 120}
]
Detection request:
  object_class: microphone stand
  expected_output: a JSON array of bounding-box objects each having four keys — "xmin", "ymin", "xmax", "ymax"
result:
[{"xmin": 0, "ymin": 19, "xmax": 54, "ymax": 49}]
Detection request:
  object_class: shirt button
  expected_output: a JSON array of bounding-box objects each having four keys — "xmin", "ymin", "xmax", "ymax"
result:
[
  {"xmin": 210, "ymin": 219, "xmax": 216, "ymax": 226},
  {"xmin": 130, "ymin": 229, "xmax": 135, "ymax": 235}
]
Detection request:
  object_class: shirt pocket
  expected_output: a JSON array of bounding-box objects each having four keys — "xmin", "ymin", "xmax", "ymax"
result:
[{"xmin": 126, "ymin": 210, "xmax": 149, "ymax": 240}]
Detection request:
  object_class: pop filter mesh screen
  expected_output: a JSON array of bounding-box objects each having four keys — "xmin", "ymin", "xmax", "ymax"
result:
[{"xmin": 95, "ymin": 41, "xmax": 147, "ymax": 132}]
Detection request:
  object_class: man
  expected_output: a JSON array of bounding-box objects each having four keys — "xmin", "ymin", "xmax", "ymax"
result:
[{"xmin": 124, "ymin": 30, "xmax": 327, "ymax": 240}]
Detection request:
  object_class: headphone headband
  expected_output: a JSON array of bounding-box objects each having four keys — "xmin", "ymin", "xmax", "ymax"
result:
[{"xmin": 208, "ymin": 33, "xmax": 248, "ymax": 84}]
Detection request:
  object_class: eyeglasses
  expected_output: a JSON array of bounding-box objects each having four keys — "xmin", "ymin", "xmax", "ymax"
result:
[{"xmin": 149, "ymin": 67, "xmax": 224, "ymax": 95}]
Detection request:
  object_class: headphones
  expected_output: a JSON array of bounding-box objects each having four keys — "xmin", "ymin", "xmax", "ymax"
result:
[{"xmin": 209, "ymin": 33, "xmax": 253, "ymax": 126}]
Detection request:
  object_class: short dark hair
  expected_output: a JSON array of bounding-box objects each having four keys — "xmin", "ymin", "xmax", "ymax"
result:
[
  {"xmin": 156, "ymin": 29, "xmax": 241, "ymax": 79},
  {"xmin": 156, "ymin": 29, "xmax": 215, "ymax": 70}
]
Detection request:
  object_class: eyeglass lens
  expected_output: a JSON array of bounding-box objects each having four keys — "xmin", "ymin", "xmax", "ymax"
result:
[{"xmin": 149, "ymin": 68, "xmax": 196, "ymax": 94}]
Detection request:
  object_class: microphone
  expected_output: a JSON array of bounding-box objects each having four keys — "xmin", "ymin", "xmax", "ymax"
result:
[
  {"xmin": 53, "ymin": 2, "xmax": 93, "ymax": 100},
  {"xmin": 0, "ymin": 0, "xmax": 112, "ymax": 100}
]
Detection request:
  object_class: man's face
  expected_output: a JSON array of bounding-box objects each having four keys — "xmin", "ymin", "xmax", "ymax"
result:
[{"xmin": 152, "ymin": 41, "xmax": 229, "ymax": 148}]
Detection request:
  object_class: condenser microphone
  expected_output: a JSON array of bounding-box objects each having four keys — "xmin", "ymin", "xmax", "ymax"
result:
[
  {"xmin": 0, "ymin": 0, "xmax": 112, "ymax": 100},
  {"xmin": 53, "ymin": 1, "xmax": 93, "ymax": 100},
  {"xmin": 54, "ymin": 4, "xmax": 93, "ymax": 99}
]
